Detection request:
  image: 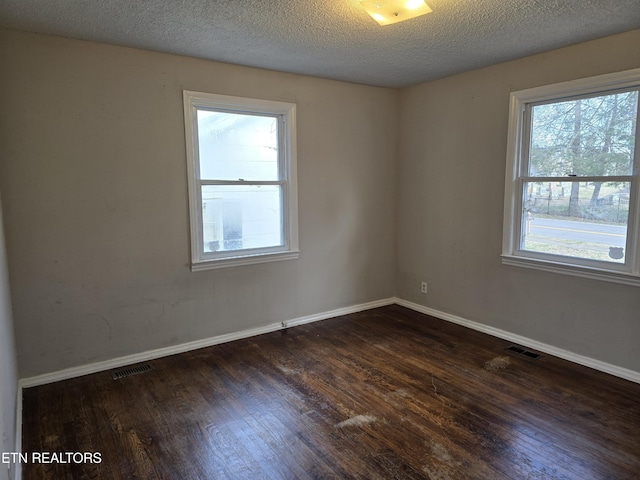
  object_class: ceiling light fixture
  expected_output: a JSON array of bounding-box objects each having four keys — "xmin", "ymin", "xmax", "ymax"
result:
[{"xmin": 360, "ymin": 0, "xmax": 432, "ymax": 26}]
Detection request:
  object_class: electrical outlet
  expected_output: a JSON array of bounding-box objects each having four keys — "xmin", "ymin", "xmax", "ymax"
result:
[{"xmin": 421, "ymin": 282, "xmax": 428, "ymax": 294}]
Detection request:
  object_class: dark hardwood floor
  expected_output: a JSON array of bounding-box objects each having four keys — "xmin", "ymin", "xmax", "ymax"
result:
[{"xmin": 22, "ymin": 305, "xmax": 640, "ymax": 479}]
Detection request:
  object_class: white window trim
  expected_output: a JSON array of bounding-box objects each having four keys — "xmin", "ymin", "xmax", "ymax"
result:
[
  {"xmin": 502, "ymin": 68, "xmax": 640, "ymax": 287},
  {"xmin": 183, "ymin": 91, "xmax": 299, "ymax": 271}
]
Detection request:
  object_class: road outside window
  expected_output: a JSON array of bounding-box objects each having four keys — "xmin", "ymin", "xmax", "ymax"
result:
[{"xmin": 502, "ymin": 69, "xmax": 640, "ymax": 286}]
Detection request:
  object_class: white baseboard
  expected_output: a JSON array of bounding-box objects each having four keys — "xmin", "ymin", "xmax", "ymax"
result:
[
  {"xmin": 13, "ymin": 297, "xmax": 395, "ymax": 480},
  {"xmin": 395, "ymin": 298, "xmax": 640, "ymax": 384},
  {"xmin": 14, "ymin": 294, "xmax": 639, "ymax": 480},
  {"xmin": 18, "ymin": 297, "xmax": 640, "ymax": 389},
  {"xmin": 19, "ymin": 297, "xmax": 396, "ymax": 389}
]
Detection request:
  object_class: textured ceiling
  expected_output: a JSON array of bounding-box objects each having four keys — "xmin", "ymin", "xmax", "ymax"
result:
[{"xmin": 1, "ymin": 0, "xmax": 639, "ymax": 88}]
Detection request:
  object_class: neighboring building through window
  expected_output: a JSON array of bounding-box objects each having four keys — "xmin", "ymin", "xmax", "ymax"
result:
[
  {"xmin": 502, "ymin": 69, "xmax": 640, "ymax": 286},
  {"xmin": 183, "ymin": 91, "xmax": 299, "ymax": 270}
]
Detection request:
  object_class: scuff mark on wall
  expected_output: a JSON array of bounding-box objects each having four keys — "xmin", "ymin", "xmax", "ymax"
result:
[{"xmin": 91, "ymin": 313, "xmax": 113, "ymax": 342}]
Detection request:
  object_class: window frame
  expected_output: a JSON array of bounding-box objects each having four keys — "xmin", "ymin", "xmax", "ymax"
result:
[
  {"xmin": 502, "ymin": 68, "xmax": 640, "ymax": 286},
  {"xmin": 183, "ymin": 91, "xmax": 299, "ymax": 271}
]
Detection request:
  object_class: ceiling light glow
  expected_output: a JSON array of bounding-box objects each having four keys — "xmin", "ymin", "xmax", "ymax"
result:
[
  {"xmin": 360, "ymin": 0, "xmax": 432, "ymax": 26},
  {"xmin": 405, "ymin": 0, "xmax": 424, "ymax": 10}
]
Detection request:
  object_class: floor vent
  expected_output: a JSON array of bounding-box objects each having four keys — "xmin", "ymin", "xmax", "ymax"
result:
[
  {"xmin": 505, "ymin": 345, "xmax": 542, "ymax": 359},
  {"xmin": 112, "ymin": 363, "xmax": 154, "ymax": 380}
]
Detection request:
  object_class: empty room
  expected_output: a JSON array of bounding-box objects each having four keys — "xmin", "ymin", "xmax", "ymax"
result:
[{"xmin": 1, "ymin": 1, "xmax": 640, "ymax": 478}]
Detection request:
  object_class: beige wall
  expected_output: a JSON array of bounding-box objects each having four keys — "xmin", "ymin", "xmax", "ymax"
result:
[
  {"xmin": 0, "ymin": 194, "xmax": 18, "ymax": 479},
  {"xmin": 397, "ymin": 29, "xmax": 640, "ymax": 372},
  {"xmin": 1, "ymin": 27, "xmax": 640, "ymax": 381},
  {"xmin": 0, "ymin": 29, "xmax": 398, "ymax": 377}
]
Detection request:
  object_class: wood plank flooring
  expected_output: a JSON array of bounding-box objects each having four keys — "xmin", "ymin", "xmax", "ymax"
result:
[{"xmin": 22, "ymin": 305, "xmax": 640, "ymax": 479}]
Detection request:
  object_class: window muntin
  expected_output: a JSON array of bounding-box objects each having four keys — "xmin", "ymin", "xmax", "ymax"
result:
[
  {"xmin": 184, "ymin": 91, "xmax": 298, "ymax": 270},
  {"xmin": 502, "ymin": 69, "xmax": 640, "ymax": 285}
]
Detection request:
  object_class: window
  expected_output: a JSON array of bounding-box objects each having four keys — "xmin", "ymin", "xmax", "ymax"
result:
[
  {"xmin": 502, "ymin": 69, "xmax": 640, "ymax": 286},
  {"xmin": 183, "ymin": 91, "xmax": 299, "ymax": 270}
]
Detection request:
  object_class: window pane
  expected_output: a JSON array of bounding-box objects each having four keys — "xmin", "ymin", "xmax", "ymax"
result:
[
  {"xmin": 529, "ymin": 91, "xmax": 638, "ymax": 177},
  {"xmin": 521, "ymin": 181, "xmax": 629, "ymax": 263},
  {"xmin": 197, "ymin": 110, "xmax": 279, "ymax": 181},
  {"xmin": 202, "ymin": 185, "xmax": 283, "ymax": 253}
]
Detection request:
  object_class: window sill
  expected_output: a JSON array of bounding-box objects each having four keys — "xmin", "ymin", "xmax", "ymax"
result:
[
  {"xmin": 501, "ymin": 254, "xmax": 640, "ymax": 287},
  {"xmin": 191, "ymin": 250, "xmax": 300, "ymax": 272}
]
